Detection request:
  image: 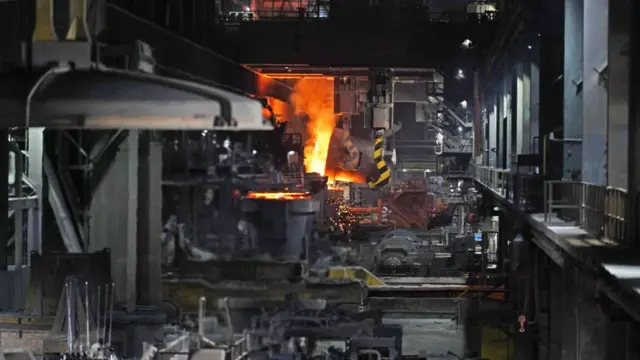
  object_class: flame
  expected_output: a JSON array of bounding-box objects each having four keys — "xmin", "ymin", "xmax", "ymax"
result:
[
  {"xmin": 290, "ymin": 78, "xmax": 336, "ymax": 176},
  {"xmin": 246, "ymin": 191, "xmax": 311, "ymax": 200}
]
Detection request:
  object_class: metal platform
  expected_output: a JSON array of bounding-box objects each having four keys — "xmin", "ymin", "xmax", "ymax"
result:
[
  {"xmin": 472, "ymin": 165, "xmax": 640, "ymax": 323},
  {"xmin": 327, "ymin": 266, "xmax": 506, "ymax": 300}
]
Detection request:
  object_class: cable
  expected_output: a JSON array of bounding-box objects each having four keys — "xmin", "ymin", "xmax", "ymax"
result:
[{"xmin": 25, "ymin": 63, "xmax": 72, "ymax": 128}]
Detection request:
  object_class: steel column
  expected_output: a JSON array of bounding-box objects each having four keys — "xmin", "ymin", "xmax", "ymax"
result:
[
  {"xmin": 27, "ymin": 128, "xmax": 44, "ymax": 257},
  {"xmin": 136, "ymin": 132, "xmax": 162, "ymax": 305},
  {"xmin": 0, "ymin": 131, "xmax": 8, "ymax": 270},
  {"xmin": 627, "ymin": 0, "xmax": 640, "ymax": 249}
]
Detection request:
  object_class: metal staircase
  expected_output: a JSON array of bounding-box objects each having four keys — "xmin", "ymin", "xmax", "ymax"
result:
[{"xmin": 423, "ymin": 79, "xmax": 473, "ymax": 153}]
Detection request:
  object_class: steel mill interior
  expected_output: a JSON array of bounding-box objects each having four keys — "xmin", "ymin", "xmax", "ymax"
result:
[{"xmin": 0, "ymin": 0, "xmax": 639, "ymax": 359}]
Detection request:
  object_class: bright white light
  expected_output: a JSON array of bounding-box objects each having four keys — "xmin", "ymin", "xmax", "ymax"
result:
[
  {"xmin": 287, "ymin": 151, "xmax": 296, "ymax": 156},
  {"xmin": 402, "ymin": 169, "xmax": 408, "ymax": 172},
  {"xmin": 244, "ymin": 6, "xmax": 250, "ymax": 11},
  {"xmin": 461, "ymin": 39, "xmax": 472, "ymax": 48},
  {"xmin": 252, "ymin": 150, "xmax": 257, "ymax": 155},
  {"xmin": 458, "ymin": 126, "xmax": 463, "ymax": 132},
  {"xmin": 436, "ymin": 132, "xmax": 444, "ymax": 144},
  {"xmin": 460, "ymin": 100, "xmax": 467, "ymax": 108},
  {"xmin": 527, "ymin": 45, "xmax": 532, "ymax": 49}
]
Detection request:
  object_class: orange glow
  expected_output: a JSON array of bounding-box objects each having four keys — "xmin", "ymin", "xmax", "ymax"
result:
[
  {"xmin": 290, "ymin": 78, "xmax": 336, "ymax": 177},
  {"xmin": 268, "ymin": 74, "xmax": 330, "ymax": 79},
  {"xmin": 246, "ymin": 191, "xmax": 311, "ymax": 200},
  {"xmin": 332, "ymin": 169, "xmax": 365, "ymax": 183},
  {"xmin": 262, "ymin": 96, "xmax": 289, "ymax": 124},
  {"xmin": 257, "ymin": 75, "xmax": 274, "ymax": 95}
]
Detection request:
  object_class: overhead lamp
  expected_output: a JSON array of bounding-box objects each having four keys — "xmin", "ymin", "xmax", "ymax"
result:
[
  {"xmin": 455, "ymin": 69, "xmax": 465, "ymax": 80},
  {"xmin": 461, "ymin": 39, "xmax": 472, "ymax": 48}
]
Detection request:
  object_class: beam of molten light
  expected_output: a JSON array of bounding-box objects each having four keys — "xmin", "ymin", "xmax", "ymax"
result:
[
  {"xmin": 246, "ymin": 191, "xmax": 311, "ymax": 200},
  {"xmin": 290, "ymin": 78, "xmax": 336, "ymax": 176}
]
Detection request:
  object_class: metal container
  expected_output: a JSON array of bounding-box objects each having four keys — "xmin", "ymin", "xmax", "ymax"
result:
[{"xmin": 242, "ymin": 196, "xmax": 315, "ymax": 261}]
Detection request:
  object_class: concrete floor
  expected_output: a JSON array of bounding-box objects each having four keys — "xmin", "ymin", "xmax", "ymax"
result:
[{"xmin": 382, "ymin": 316, "xmax": 465, "ymax": 358}]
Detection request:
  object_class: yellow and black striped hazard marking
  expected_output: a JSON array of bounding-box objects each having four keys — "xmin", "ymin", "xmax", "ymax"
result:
[{"xmin": 367, "ymin": 133, "xmax": 391, "ymax": 189}]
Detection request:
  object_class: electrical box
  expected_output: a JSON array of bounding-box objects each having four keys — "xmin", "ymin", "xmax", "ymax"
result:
[{"xmin": 371, "ymin": 106, "xmax": 391, "ymax": 129}]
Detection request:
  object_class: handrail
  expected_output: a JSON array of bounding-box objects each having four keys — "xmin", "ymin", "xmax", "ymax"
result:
[{"xmin": 471, "ymin": 165, "xmax": 629, "ymax": 248}]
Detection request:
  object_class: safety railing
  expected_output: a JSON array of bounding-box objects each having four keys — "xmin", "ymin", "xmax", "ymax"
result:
[
  {"xmin": 472, "ymin": 165, "xmax": 629, "ymax": 248},
  {"xmin": 472, "ymin": 165, "xmax": 544, "ymax": 212},
  {"xmin": 230, "ymin": 332, "xmax": 251, "ymax": 360},
  {"xmin": 543, "ymin": 181, "xmax": 626, "ymax": 247}
]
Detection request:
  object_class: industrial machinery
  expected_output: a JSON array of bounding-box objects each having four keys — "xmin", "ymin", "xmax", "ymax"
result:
[
  {"xmin": 372, "ymin": 229, "xmax": 422, "ymax": 274},
  {"xmin": 240, "ymin": 298, "xmax": 403, "ymax": 360},
  {"xmin": 325, "ymin": 75, "xmax": 393, "ymax": 190}
]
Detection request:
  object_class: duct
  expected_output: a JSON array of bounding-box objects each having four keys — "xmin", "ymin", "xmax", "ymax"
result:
[
  {"xmin": 43, "ymin": 156, "xmax": 83, "ymax": 253},
  {"xmin": 0, "ymin": 67, "xmax": 272, "ymax": 130}
]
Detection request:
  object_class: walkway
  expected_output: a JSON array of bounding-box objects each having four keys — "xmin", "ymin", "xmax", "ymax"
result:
[{"xmin": 472, "ymin": 165, "xmax": 640, "ymax": 322}]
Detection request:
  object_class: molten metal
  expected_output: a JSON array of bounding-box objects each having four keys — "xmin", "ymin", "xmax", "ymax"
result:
[{"xmin": 245, "ymin": 191, "xmax": 311, "ymax": 200}]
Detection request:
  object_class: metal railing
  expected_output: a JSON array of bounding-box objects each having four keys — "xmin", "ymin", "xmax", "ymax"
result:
[
  {"xmin": 230, "ymin": 332, "xmax": 251, "ymax": 360},
  {"xmin": 472, "ymin": 165, "xmax": 628, "ymax": 247},
  {"xmin": 543, "ymin": 181, "xmax": 626, "ymax": 246},
  {"xmin": 472, "ymin": 165, "xmax": 544, "ymax": 212}
]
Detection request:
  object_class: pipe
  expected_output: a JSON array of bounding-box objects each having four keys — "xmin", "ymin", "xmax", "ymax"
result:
[
  {"xmin": 107, "ymin": 283, "xmax": 114, "ymax": 347},
  {"xmin": 223, "ymin": 298, "xmax": 234, "ymax": 344},
  {"xmin": 66, "ymin": 281, "xmax": 75, "ymax": 353},
  {"xmin": 9, "ymin": 142, "xmax": 23, "ymax": 267},
  {"xmin": 84, "ymin": 281, "xmax": 91, "ymax": 351},
  {"xmin": 26, "ymin": 64, "xmax": 72, "ymax": 128},
  {"xmin": 198, "ymin": 297, "xmax": 206, "ymax": 337},
  {"xmin": 96, "ymin": 285, "xmax": 101, "ymax": 343}
]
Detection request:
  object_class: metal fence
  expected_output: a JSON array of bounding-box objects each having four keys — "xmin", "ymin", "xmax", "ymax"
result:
[
  {"xmin": 472, "ymin": 165, "xmax": 628, "ymax": 247},
  {"xmin": 543, "ymin": 181, "xmax": 626, "ymax": 246},
  {"xmin": 472, "ymin": 166, "xmax": 544, "ymax": 212}
]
